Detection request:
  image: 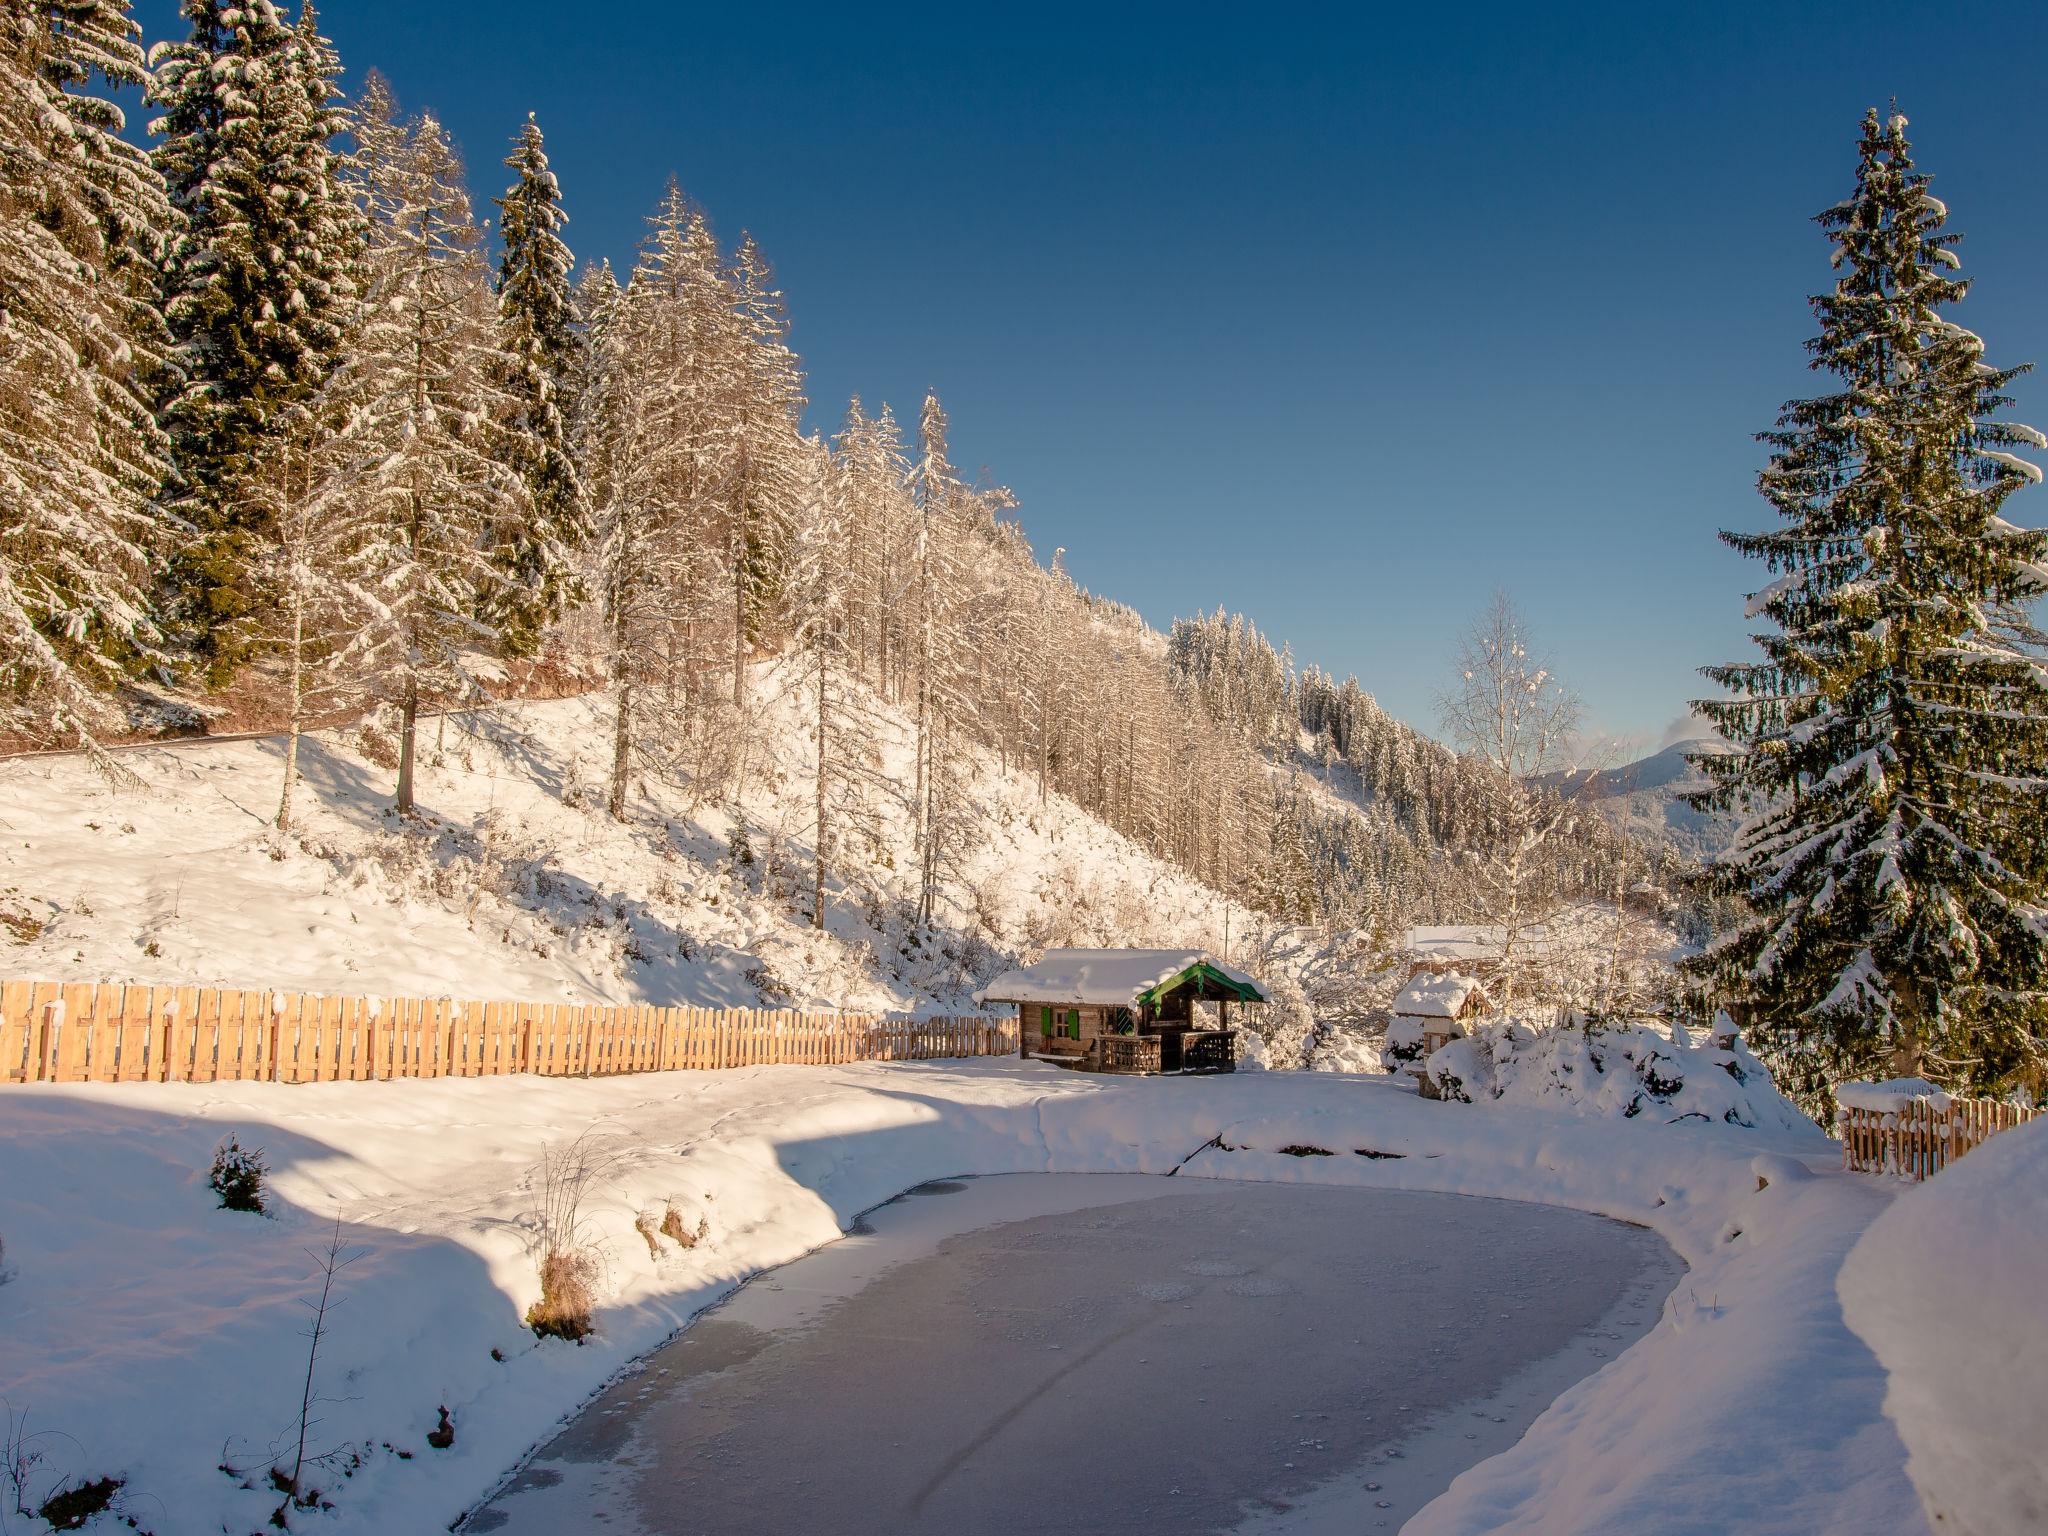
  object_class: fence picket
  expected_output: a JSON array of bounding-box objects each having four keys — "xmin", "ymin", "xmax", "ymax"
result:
[
  {"xmin": 1840, "ymin": 1094, "xmax": 2038, "ymax": 1181},
  {"xmin": 0, "ymin": 979, "xmax": 1017, "ymax": 1088}
]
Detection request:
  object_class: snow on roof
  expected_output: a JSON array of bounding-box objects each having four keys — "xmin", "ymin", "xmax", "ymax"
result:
[
  {"xmin": 1835, "ymin": 1078, "xmax": 1954, "ymax": 1114},
  {"xmin": 1393, "ymin": 972, "xmax": 1488, "ymax": 1020},
  {"xmin": 974, "ymin": 949, "xmax": 1270, "ymax": 1006}
]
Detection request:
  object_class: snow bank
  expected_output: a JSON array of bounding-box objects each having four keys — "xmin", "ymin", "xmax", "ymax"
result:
[
  {"xmin": 0, "ymin": 1065, "xmax": 1920, "ymax": 1536},
  {"xmin": 1834, "ymin": 1077, "xmax": 1953, "ymax": 1114},
  {"xmin": 1424, "ymin": 1018, "xmax": 1814, "ymax": 1134},
  {"xmin": 1840, "ymin": 1116, "xmax": 2048, "ymax": 1536}
]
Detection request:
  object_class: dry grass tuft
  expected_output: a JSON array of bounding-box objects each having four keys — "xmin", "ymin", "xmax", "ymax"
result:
[
  {"xmin": 660, "ymin": 1203, "xmax": 708, "ymax": 1249},
  {"xmin": 632, "ymin": 1210, "xmax": 662, "ymax": 1260},
  {"xmin": 526, "ymin": 1248, "xmax": 601, "ymax": 1342}
]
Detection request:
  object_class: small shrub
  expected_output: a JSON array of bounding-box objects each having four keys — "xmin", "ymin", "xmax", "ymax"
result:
[
  {"xmin": 210, "ymin": 1136, "xmax": 266, "ymax": 1213},
  {"xmin": 527, "ymin": 1249, "xmax": 600, "ymax": 1342},
  {"xmin": 38, "ymin": 1476, "xmax": 122, "ymax": 1530},
  {"xmin": 659, "ymin": 1204, "xmax": 708, "ymax": 1249}
]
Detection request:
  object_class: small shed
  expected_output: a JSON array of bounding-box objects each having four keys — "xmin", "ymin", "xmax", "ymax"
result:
[
  {"xmin": 1389, "ymin": 972, "xmax": 1491, "ymax": 1095},
  {"xmin": 975, "ymin": 949, "xmax": 1269, "ymax": 1075}
]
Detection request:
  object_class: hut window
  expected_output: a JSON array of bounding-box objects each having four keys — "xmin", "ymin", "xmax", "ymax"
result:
[
  {"xmin": 1107, "ymin": 1007, "xmax": 1134, "ymax": 1035},
  {"xmin": 1039, "ymin": 1006, "xmax": 1054, "ymax": 1037}
]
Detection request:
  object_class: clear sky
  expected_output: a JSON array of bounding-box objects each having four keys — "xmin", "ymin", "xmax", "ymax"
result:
[{"xmin": 132, "ymin": 0, "xmax": 2048, "ymax": 752}]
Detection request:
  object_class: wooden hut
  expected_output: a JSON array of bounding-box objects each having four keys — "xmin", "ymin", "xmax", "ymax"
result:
[
  {"xmin": 1387, "ymin": 972, "xmax": 1491, "ymax": 1097},
  {"xmin": 976, "ymin": 949, "xmax": 1269, "ymax": 1074}
]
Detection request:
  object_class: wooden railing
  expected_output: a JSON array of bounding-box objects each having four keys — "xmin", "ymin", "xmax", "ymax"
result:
[
  {"xmin": 1840, "ymin": 1094, "xmax": 2037, "ymax": 1180},
  {"xmin": 0, "ymin": 979, "xmax": 1015, "ymax": 1086},
  {"xmin": 1094, "ymin": 1035, "xmax": 1161, "ymax": 1073},
  {"xmin": 1180, "ymin": 1031, "xmax": 1237, "ymax": 1074}
]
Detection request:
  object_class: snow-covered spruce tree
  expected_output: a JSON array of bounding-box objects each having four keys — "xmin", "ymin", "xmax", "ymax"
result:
[
  {"xmin": 149, "ymin": 0, "xmax": 356, "ymax": 683},
  {"xmin": 585, "ymin": 188, "xmax": 730, "ymax": 820},
  {"xmin": 0, "ymin": 0, "xmax": 173, "ymax": 763},
  {"xmin": 1689, "ymin": 109, "xmax": 2048, "ymax": 1096},
  {"xmin": 488, "ymin": 114, "xmax": 585, "ymax": 657},
  {"xmin": 723, "ymin": 235, "xmax": 806, "ymax": 710},
  {"xmin": 331, "ymin": 95, "xmax": 523, "ymax": 813},
  {"xmin": 908, "ymin": 392, "xmax": 977, "ymax": 929}
]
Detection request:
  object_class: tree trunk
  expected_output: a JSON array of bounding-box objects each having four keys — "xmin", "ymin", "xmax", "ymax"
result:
[
  {"xmin": 396, "ymin": 676, "xmax": 418, "ymax": 815},
  {"xmin": 277, "ymin": 584, "xmax": 306, "ymax": 834},
  {"xmin": 814, "ymin": 653, "xmax": 827, "ymax": 930},
  {"xmin": 610, "ymin": 676, "xmax": 633, "ymax": 821}
]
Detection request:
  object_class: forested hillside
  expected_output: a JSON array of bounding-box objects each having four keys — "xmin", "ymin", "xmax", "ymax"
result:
[{"xmin": 0, "ymin": 0, "xmax": 1652, "ymax": 986}]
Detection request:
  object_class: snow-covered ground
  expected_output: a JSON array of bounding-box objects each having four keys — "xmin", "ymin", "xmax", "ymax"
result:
[
  {"xmin": 0, "ymin": 676, "xmax": 1252, "ymax": 1012},
  {"xmin": 1841, "ymin": 1116, "xmax": 2048, "ymax": 1536},
  {"xmin": 0, "ymin": 1064, "xmax": 1925, "ymax": 1535}
]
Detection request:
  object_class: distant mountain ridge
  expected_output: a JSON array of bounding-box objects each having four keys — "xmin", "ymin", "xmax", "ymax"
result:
[{"xmin": 1538, "ymin": 737, "xmax": 1740, "ymax": 861}]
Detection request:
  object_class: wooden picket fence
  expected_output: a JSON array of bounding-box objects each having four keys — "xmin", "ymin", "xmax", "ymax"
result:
[
  {"xmin": 1839, "ymin": 1094, "xmax": 2038, "ymax": 1180},
  {"xmin": 0, "ymin": 979, "xmax": 1017, "ymax": 1087}
]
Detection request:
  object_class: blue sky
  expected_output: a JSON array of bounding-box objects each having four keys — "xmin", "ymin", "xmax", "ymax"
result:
[{"xmin": 133, "ymin": 1, "xmax": 2048, "ymax": 752}]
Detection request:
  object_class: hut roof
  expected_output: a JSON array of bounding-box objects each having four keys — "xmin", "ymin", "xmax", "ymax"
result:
[
  {"xmin": 975, "ymin": 949, "xmax": 1270, "ymax": 1007},
  {"xmin": 1392, "ymin": 972, "xmax": 1489, "ymax": 1020}
]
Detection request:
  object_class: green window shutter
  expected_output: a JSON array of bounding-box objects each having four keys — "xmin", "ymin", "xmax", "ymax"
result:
[
  {"xmin": 1040, "ymin": 1006, "xmax": 1054, "ymax": 1037},
  {"xmin": 1067, "ymin": 1009, "xmax": 1080, "ymax": 1039}
]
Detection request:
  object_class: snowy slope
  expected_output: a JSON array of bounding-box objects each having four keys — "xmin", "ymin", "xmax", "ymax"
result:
[
  {"xmin": 0, "ymin": 1065, "xmax": 1922, "ymax": 1536},
  {"xmin": 0, "ymin": 667, "xmax": 1254, "ymax": 1012}
]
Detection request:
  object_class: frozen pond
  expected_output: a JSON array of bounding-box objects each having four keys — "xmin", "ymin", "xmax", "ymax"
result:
[{"xmin": 467, "ymin": 1174, "xmax": 1681, "ymax": 1535}]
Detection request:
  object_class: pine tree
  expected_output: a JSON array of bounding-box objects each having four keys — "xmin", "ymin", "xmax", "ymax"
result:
[
  {"xmin": 723, "ymin": 234, "xmax": 805, "ymax": 708},
  {"xmin": 785, "ymin": 433, "xmax": 887, "ymax": 928},
  {"xmin": 329, "ymin": 99, "xmax": 523, "ymax": 812},
  {"xmin": 587, "ymin": 187, "xmax": 728, "ymax": 820},
  {"xmin": 1689, "ymin": 109, "xmax": 2048, "ymax": 1096},
  {"xmin": 149, "ymin": 0, "xmax": 356, "ymax": 682},
  {"xmin": 0, "ymin": 0, "xmax": 173, "ymax": 764},
  {"xmin": 908, "ymin": 391, "xmax": 965, "ymax": 928},
  {"xmin": 489, "ymin": 113, "xmax": 585, "ymax": 656}
]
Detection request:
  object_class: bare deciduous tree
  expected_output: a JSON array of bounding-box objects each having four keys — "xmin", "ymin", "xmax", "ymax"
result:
[{"xmin": 1437, "ymin": 590, "xmax": 1584, "ymax": 1011}]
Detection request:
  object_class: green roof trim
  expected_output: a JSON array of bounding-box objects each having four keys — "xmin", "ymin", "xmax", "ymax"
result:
[{"xmin": 1135, "ymin": 960, "xmax": 1267, "ymax": 1006}]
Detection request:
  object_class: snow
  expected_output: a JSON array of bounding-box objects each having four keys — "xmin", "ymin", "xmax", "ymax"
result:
[
  {"xmin": 1834, "ymin": 1078, "xmax": 1953, "ymax": 1114},
  {"xmin": 1392, "ymin": 971, "xmax": 1487, "ymax": 1020},
  {"xmin": 1841, "ymin": 1116, "xmax": 2048, "ymax": 1536},
  {"xmin": 0, "ymin": 1064, "xmax": 1927, "ymax": 1536},
  {"xmin": 0, "ymin": 681, "xmax": 1256, "ymax": 1014},
  {"xmin": 974, "ymin": 947, "xmax": 1269, "ymax": 1006},
  {"xmin": 1423, "ymin": 1018, "xmax": 1815, "ymax": 1134}
]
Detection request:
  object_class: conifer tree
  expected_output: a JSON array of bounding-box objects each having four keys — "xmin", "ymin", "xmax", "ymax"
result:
[
  {"xmin": 329, "ymin": 100, "xmax": 523, "ymax": 812},
  {"xmin": 723, "ymin": 234, "xmax": 806, "ymax": 708},
  {"xmin": 1689, "ymin": 109, "xmax": 2048, "ymax": 1095},
  {"xmin": 489, "ymin": 113, "xmax": 585, "ymax": 655},
  {"xmin": 149, "ymin": 0, "xmax": 357, "ymax": 681},
  {"xmin": 0, "ymin": 0, "xmax": 173, "ymax": 764}
]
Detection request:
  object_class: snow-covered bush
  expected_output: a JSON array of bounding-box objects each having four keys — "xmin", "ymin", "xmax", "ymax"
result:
[
  {"xmin": 208, "ymin": 1137, "xmax": 266, "ymax": 1213},
  {"xmin": 1243, "ymin": 975, "xmax": 1316, "ymax": 1070},
  {"xmin": 1382, "ymin": 1015, "xmax": 1426, "ymax": 1072},
  {"xmin": 1841, "ymin": 1117, "xmax": 2048, "ymax": 1536},
  {"xmin": 1423, "ymin": 1017, "xmax": 1812, "ymax": 1132}
]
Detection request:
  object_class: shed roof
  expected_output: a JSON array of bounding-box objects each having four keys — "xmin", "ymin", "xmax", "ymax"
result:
[
  {"xmin": 1392, "ymin": 972, "xmax": 1489, "ymax": 1020},
  {"xmin": 975, "ymin": 949, "xmax": 1270, "ymax": 1007}
]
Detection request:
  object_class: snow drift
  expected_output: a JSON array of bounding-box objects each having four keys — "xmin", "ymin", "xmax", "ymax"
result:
[{"xmin": 1840, "ymin": 1115, "xmax": 2048, "ymax": 1536}]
